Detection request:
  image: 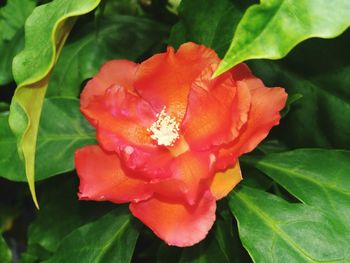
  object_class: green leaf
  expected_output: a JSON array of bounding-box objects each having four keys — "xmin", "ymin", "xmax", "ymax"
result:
[
  {"xmin": 169, "ymin": 0, "xmax": 253, "ymax": 57},
  {"xmin": 215, "ymin": 0, "xmax": 350, "ymax": 76},
  {"xmin": 0, "ymin": 236, "xmax": 11, "ymax": 263},
  {"xmin": 229, "ymin": 186, "xmax": 350, "ymax": 262},
  {"xmin": 45, "ymin": 208, "xmax": 140, "ymax": 263},
  {"xmin": 0, "ymin": 0, "xmax": 36, "ymax": 40},
  {"xmin": 246, "ymin": 149, "xmax": 350, "ymax": 233},
  {"xmin": 0, "ymin": 0, "xmax": 37, "ymax": 84},
  {"xmin": 0, "ymin": 98, "xmax": 95, "ymax": 182},
  {"xmin": 8, "ymin": 0, "xmax": 101, "ymax": 207},
  {"xmin": 248, "ymin": 29, "xmax": 350, "ymax": 149},
  {"xmin": 27, "ymin": 177, "xmax": 112, "ymax": 254},
  {"xmin": 47, "ymin": 15, "xmax": 169, "ymax": 97}
]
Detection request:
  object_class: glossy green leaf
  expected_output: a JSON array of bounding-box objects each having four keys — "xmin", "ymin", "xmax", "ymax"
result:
[
  {"xmin": 169, "ymin": 0, "xmax": 253, "ymax": 57},
  {"xmin": 0, "ymin": 98, "xmax": 95, "ymax": 182},
  {"xmin": 229, "ymin": 186, "xmax": 350, "ymax": 262},
  {"xmin": 8, "ymin": 0, "xmax": 101, "ymax": 207},
  {"xmin": 215, "ymin": 0, "xmax": 350, "ymax": 76},
  {"xmin": 47, "ymin": 16, "xmax": 168, "ymax": 97},
  {"xmin": 0, "ymin": 0, "xmax": 36, "ymax": 40},
  {"xmin": 45, "ymin": 208, "xmax": 140, "ymax": 263},
  {"xmin": 249, "ymin": 30, "xmax": 350, "ymax": 149},
  {"xmin": 0, "ymin": 236, "xmax": 11, "ymax": 263},
  {"xmin": 246, "ymin": 149, "xmax": 350, "ymax": 232},
  {"xmin": 0, "ymin": 0, "xmax": 36, "ymax": 84}
]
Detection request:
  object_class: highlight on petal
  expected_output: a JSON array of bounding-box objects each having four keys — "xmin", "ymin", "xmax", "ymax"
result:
[
  {"xmin": 135, "ymin": 42, "xmax": 220, "ymax": 122},
  {"xmin": 75, "ymin": 145, "xmax": 151, "ymax": 203},
  {"xmin": 129, "ymin": 191, "xmax": 216, "ymax": 247},
  {"xmin": 210, "ymin": 161, "xmax": 242, "ymax": 200},
  {"xmin": 81, "ymin": 60, "xmax": 138, "ymax": 108}
]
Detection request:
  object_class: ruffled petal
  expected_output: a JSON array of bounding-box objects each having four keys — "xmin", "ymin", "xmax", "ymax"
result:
[
  {"xmin": 75, "ymin": 145, "xmax": 151, "ymax": 203},
  {"xmin": 82, "ymin": 85, "xmax": 156, "ymax": 147},
  {"xmin": 135, "ymin": 42, "xmax": 220, "ymax": 122},
  {"xmin": 129, "ymin": 191, "xmax": 216, "ymax": 247},
  {"xmin": 81, "ymin": 60, "xmax": 138, "ymax": 108},
  {"xmin": 210, "ymin": 161, "xmax": 242, "ymax": 200},
  {"xmin": 216, "ymin": 80, "xmax": 287, "ymax": 170},
  {"xmin": 182, "ymin": 65, "xmax": 251, "ymax": 150}
]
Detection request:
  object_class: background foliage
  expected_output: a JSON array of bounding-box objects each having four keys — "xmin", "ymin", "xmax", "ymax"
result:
[{"xmin": 0, "ymin": 0, "xmax": 349, "ymax": 262}]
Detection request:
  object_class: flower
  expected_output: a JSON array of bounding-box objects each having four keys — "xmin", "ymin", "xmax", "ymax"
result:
[{"xmin": 74, "ymin": 42, "xmax": 287, "ymax": 247}]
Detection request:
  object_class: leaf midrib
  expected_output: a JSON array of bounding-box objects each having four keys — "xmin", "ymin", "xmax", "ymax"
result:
[{"xmin": 256, "ymin": 160, "xmax": 350, "ymax": 197}]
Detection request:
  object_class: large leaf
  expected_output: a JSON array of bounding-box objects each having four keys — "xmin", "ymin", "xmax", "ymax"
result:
[
  {"xmin": 45, "ymin": 208, "xmax": 140, "ymax": 263},
  {"xmin": 245, "ymin": 149, "xmax": 350, "ymax": 232},
  {"xmin": 26, "ymin": 177, "xmax": 113, "ymax": 255},
  {"xmin": 0, "ymin": 236, "xmax": 11, "ymax": 263},
  {"xmin": 249, "ymin": 30, "xmax": 350, "ymax": 149},
  {"xmin": 0, "ymin": 0, "xmax": 36, "ymax": 84},
  {"xmin": 0, "ymin": 98, "xmax": 95, "ymax": 182},
  {"xmin": 215, "ymin": 0, "xmax": 350, "ymax": 76},
  {"xmin": 229, "ymin": 186, "xmax": 350, "ymax": 262},
  {"xmin": 169, "ymin": 0, "xmax": 253, "ymax": 57},
  {"xmin": 8, "ymin": 0, "xmax": 101, "ymax": 207},
  {"xmin": 47, "ymin": 16, "xmax": 168, "ymax": 97},
  {"xmin": 0, "ymin": 0, "xmax": 36, "ymax": 40}
]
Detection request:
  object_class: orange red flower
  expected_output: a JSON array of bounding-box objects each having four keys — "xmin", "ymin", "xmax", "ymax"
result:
[{"xmin": 75, "ymin": 42, "xmax": 287, "ymax": 246}]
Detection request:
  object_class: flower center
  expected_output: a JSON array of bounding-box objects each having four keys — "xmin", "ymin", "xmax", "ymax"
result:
[{"xmin": 148, "ymin": 106, "xmax": 180, "ymax": 146}]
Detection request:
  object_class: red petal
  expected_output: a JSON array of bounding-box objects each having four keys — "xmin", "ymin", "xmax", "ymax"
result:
[
  {"xmin": 151, "ymin": 151, "xmax": 213, "ymax": 205},
  {"xmin": 81, "ymin": 60, "xmax": 138, "ymax": 108},
  {"xmin": 182, "ymin": 65, "xmax": 251, "ymax": 150},
  {"xmin": 216, "ymin": 81, "xmax": 287, "ymax": 170},
  {"xmin": 82, "ymin": 85, "xmax": 156, "ymax": 147},
  {"xmin": 135, "ymin": 42, "xmax": 220, "ymax": 122},
  {"xmin": 75, "ymin": 145, "xmax": 151, "ymax": 203},
  {"xmin": 129, "ymin": 191, "xmax": 216, "ymax": 247}
]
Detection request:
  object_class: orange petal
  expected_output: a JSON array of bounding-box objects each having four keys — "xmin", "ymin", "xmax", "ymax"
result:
[
  {"xmin": 129, "ymin": 191, "xmax": 216, "ymax": 247},
  {"xmin": 81, "ymin": 60, "xmax": 138, "ymax": 108},
  {"xmin": 210, "ymin": 161, "xmax": 242, "ymax": 200},
  {"xmin": 75, "ymin": 145, "xmax": 151, "ymax": 203},
  {"xmin": 216, "ymin": 81, "xmax": 287, "ymax": 170},
  {"xmin": 135, "ymin": 42, "xmax": 220, "ymax": 122},
  {"xmin": 182, "ymin": 65, "xmax": 251, "ymax": 150}
]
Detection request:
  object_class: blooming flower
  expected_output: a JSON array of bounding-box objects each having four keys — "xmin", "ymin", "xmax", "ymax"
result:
[{"xmin": 75, "ymin": 42, "xmax": 287, "ymax": 247}]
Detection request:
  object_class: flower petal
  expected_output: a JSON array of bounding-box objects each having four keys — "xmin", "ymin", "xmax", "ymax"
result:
[
  {"xmin": 169, "ymin": 151, "xmax": 212, "ymax": 204},
  {"xmin": 75, "ymin": 145, "xmax": 151, "ymax": 203},
  {"xmin": 210, "ymin": 161, "xmax": 242, "ymax": 200},
  {"xmin": 82, "ymin": 85, "xmax": 156, "ymax": 147},
  {"xmin": 216, "ymin": 81, "xmax": 287, "ymax": 170},
  {"xmin": 135, "ymin": 42, "xmax": 220, "ymax": 121},
  {"xmin": 182, "ymin": 65, "xmax": 251, "ymax": 150},
  {"xmin": 81, "ymin": 60, "xmax": 138, "ymax": 108},
  {"xmin": 129, "ymin": 191, "xmax": 216, "ymax": 247}
]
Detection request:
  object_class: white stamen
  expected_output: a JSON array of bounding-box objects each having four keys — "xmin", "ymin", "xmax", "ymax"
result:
[{"xmin": 148, "ymin": 106, "xmax": 180, "ymax": 146}]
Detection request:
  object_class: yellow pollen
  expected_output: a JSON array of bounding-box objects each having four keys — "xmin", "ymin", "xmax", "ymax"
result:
[{"xmin": 148, "ymin": 106, "xmax": 180, "ymax": 146}]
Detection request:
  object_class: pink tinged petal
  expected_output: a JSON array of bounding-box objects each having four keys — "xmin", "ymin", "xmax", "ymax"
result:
[
  {"xmin": 75, "ymin": 145, "xmax": 151, "ymax": 203},
  {"xmin": 134, "ymin": 42, "xmax": 220, "ymax": 122},
  {"xmin": 129, "ymin": 191, "xmax": 216, "ymax": 247},
  {"xmin": 81, "ymin": 60, "xmax": 138, "ymax": 108},
  {"xmin": 82, "ymin": 85, "xmax": 156, "ymax": 147}
]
